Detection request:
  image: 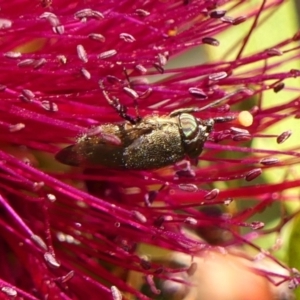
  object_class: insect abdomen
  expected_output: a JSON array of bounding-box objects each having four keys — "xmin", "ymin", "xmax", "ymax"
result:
[{"xmin": 123, "ymin": 124, "xmax": 184, "ymax": 169}]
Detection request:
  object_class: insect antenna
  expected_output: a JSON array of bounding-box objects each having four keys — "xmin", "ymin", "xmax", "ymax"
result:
[
  {"xmin": 212, "ymin": 115, "xmax": 236, "ymax": 123},
  {"xmin": 169, "ymin": 87, "xmax": 247, "ymax": 117},
  {"xmin": 196, "ymin": 87, "xmax": 248, "ymax": 112}
]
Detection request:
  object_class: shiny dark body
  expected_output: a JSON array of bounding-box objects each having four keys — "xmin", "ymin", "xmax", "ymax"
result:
[{"xmin": 56, "ymin": 112, "xmax": 214, "ymax": 170}]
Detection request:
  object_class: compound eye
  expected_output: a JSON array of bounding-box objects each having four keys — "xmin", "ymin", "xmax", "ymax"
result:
[{"xmin": 179, "ymin": 113, "xmax": 198, "ymax": 138}]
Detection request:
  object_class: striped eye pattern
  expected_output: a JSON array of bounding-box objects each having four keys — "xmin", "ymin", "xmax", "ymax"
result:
[{"xmin": 179, "ymin": 113, "xmax": 199, "ymax": 139}]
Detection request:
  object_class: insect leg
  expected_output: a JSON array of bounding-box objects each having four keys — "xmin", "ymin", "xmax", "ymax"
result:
[
  {"xmin": 123, "ymin": 68, "xmax": 141, "ymax": 122},
  {"xmin": 102, "ymin": 90, "xmax": 138, "ymax": 124}
]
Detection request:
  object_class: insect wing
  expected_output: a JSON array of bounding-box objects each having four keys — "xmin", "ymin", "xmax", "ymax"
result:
[
  {"xmin": 123, "ymin": 122, "xmax": 185, "ymax": 169},
  {"xmin": 55, "ymin": 145, "xmax": 82, "ymax": 166},
  {"xmin": 81, "ymin": 142, "xmax": 125, "ymax": 168}
]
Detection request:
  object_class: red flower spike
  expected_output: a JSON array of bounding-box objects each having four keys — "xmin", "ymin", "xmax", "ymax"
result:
[{"xmin": 0, "ymin": 0, "xmax": 299, "ymax": 299}]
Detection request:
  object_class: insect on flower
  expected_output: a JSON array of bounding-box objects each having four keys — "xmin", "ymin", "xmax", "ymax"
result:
[{"xmin": 56, "ymin": 84, "xmax": 241, "ymax": 170}]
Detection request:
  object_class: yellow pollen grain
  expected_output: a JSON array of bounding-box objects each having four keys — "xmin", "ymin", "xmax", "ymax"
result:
[
  {"xmin": 237, "ymin": 111, "xmax": 253, "ymax": 127},
  {"xmin": 168, "ymin": 29, "xmax": 177, "ymax": 37}
]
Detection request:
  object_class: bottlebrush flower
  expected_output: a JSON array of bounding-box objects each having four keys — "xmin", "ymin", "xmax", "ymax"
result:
[{"xmin": 0, "ymin": 0, "xmax": 299, "ymax": 299}]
